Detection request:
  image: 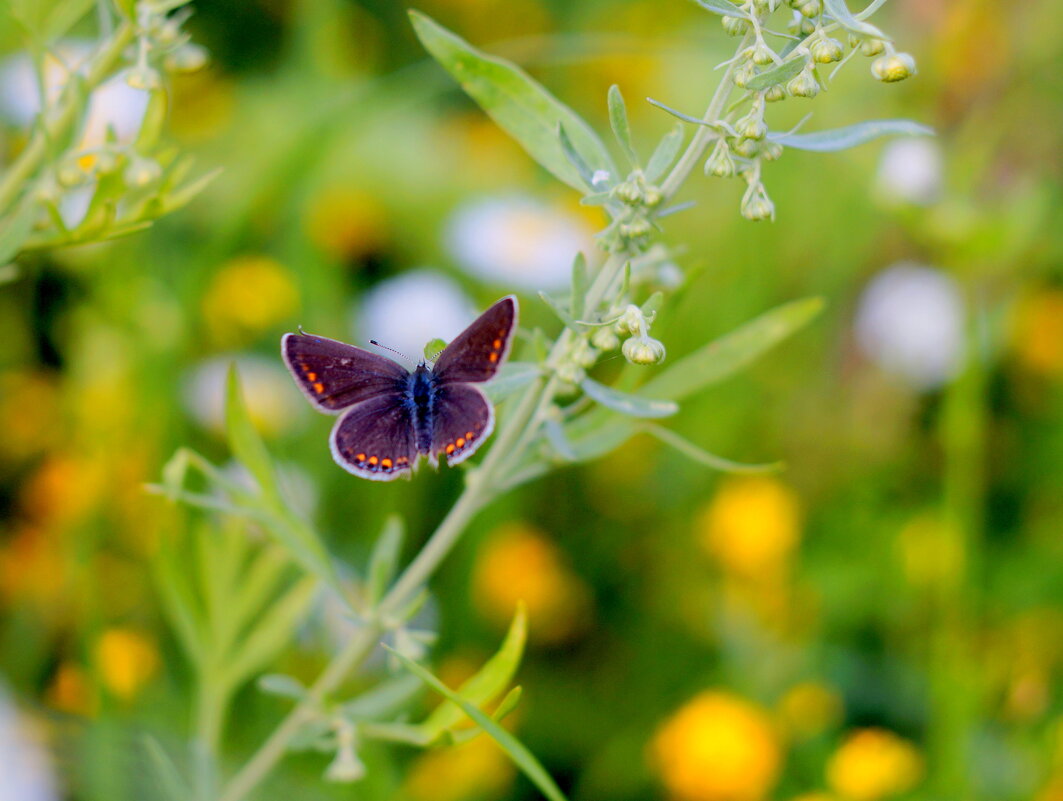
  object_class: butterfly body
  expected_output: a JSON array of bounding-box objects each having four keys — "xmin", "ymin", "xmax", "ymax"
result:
[{"xmin": 282, "ymin": 296, "xmax": 517, "ymax": 481}]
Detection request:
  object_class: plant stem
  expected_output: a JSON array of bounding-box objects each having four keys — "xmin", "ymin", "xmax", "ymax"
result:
[{"xmin": 0, "ymin": 21, "xmax": 135, "ymax": 216}]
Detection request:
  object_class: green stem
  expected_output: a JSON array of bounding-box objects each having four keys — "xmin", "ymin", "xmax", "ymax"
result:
[{"xmin": 0, "ymin": 21, "xmax": 136, "ymax": 216}]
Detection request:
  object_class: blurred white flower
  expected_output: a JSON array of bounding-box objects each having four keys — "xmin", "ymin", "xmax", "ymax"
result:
[
  {"xmin": 0, "ymin": 687, "xmax": 59, "ymax": 801},
  {"xmin": 354, "ymin": 270, "xmax": 476, "ymax": 361},
  {"xmin": 854, "ymin": 262, "xmax": 965, "ymax": 390},
  {"xmin": 182, "ymin": 355, "xmax": 305, "ymax": 436},
  {"xmin": 445, "ymin": 195, "xmax": 593, "ymax": 290},
  {"xmin": 875, "ymin": 138, "xmax": 942, "ymax": 206},
  {"xmin": 0, "ymin": 44, "xmax": 149, "ymax": 145}
]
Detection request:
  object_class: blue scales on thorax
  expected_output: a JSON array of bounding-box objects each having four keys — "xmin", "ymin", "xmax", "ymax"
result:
[{"xmin": 405, "ymin": 364, "xmax": 437, "ymax": 453}]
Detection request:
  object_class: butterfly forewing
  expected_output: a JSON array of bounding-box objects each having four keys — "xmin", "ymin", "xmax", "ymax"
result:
[
  {"xmin": 430, "ymin": 384, "xmax": 494, "ymax": 466},
  {"xmin": 283, "ymin": 333, "xmax": 409, "ymax": 412},
  {"xmin": 432, "ymin": 295, "xmax": 517, "ymax": 385},
  {"xmin": 330, "ymin": 394, "xmax": 417, "ymax": 481}
]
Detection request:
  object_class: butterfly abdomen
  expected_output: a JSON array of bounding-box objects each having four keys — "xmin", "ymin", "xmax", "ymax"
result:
[{"xmin": 406, "ymin": 366, "xmax": 437, "ymax": 455}]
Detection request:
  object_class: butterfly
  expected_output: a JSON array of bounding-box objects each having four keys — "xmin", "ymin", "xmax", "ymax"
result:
[{"xmin": 282, "ymin": 295, "xmax": 518, "ymax": 481}]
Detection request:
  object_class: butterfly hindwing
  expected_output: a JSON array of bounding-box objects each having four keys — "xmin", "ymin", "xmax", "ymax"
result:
[
  {"xmin": 430, "ymin": 383, "xmax": 494, "ymax": 467},
  {"xmin": 282, "ymin": 332, "xmax": 409, "ymax": 413},
  {"xmin": 432, "ymin": 295, "xmax": 517, "ymax": 385},
  {"xmin": 330, "ymin": 394, "xmax": 417, "ymax": 481}
]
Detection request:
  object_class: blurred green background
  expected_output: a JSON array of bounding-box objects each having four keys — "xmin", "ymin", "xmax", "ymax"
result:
[{"xmin": 1, "ymin": 1, "xmax": 1062, "ymax": 800}]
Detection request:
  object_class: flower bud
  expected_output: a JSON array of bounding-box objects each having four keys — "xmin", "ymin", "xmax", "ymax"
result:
[
  {"xmin": 735, "ymin": 113, "xmax": 768, "ymax": 141},
  {"xmin": 557, "ymin": 363, "xmax": 586, "ymax": 384},
  {"xmin": 751, "ymin": 0, "xmax": 778, "ymax": 13},
  {"xmin": 751, "ymin": 43, "xmax": 776, "ymax": 66},
  {"xmin": 571, "ymin": 338, "xmax": 599, "ymax": 369},
  {"xmin": 788, "ymin": 14, "xmax": 816, "ymax": 35},
  {"xmin": 704, "ymin": 138, "xmax": 736, "ymax": 178},
  {"xmin": 764, "ymin": 84, "xmax": 786, "ymax": 103},
  {"xmin": 741, "ymin": 183, "xmax": 774, "ymax": 222},
  {"xmin": 760, "ymin": 141, "xmax": 784, "ymax": 161},
  {"xmin": 722, "ymin": 15, "xmax": 750, "ymax": 36},
  {"xmin": 786, "ymin": 67, "xmax": 820, "ymax": 98},
  {"xmin": 592, "ymin": 326, "xmax": 621, "ymax": 351},
  {"xmin": 810, "ymin": 36, "xmax": 843, "ymax": 64},
  {"xmin": 56, "ymin": 157, "xmax": 89, "ymax": 188},
  {"xmin": 164, "ymin": 43, "xmax": 208, "ymax": 73},
  {"xmin": 731, "ymin": 137, "xmax": 760, "ymax": 158},
  {"xmin": 615, "ymin": 304, "xmax": 645, "ymax": 336},
  {"xmin": 795, "ymin": 0, "xmax": 821, "ymax": 17},
  {"xmin": 124, "ymin": 155, "xmax": 162, "ymax": 187},
  {"xmin": 733, "ymin": 61, "xmax": 758, "ymax": 89},
  {"xmin": 860, "ymin": 37, "xmax": 886, "ymax": 57},
  {"xmin": 872, "ymin": 52, "xmax": 916, "ymax": 82},
  {"xmin": 615, "ymin": 181, "xmax": 641, "ymax": 205},
  {"xmin": 623, "ymin": 336, "xmax": 666, "ymax": 366},
  {"xmin": 126, "ymin": 64, "xmax": 162, "ymax": 91},
  {"xmin": 619, "ymin": 218, "xmax": 652, "ymax": 239}
]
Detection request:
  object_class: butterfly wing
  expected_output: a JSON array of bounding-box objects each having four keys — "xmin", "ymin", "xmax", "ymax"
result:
[
  {"xmin": 430, "ymin": 383, "xmax": 494, "ymax": 467},
  {"xmin": 331, "ymin": 393, "xmax": 417, "ymax": 481},
  {"xmin": 283, "ymin": 332, "xmax": 409, "ymax": 413},
  {"xmin": 432, "ymin": 295, "xmax": 518, "ymax": 385}
]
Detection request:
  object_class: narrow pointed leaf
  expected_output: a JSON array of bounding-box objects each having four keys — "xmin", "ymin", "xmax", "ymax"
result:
[
  {"xmin": 558, "ymin": 124, "xmax": 597, "ymax": 188},
  {"xmin": 746, "ymin": 57, "xmax": 807, "ymax": 91},
  {"xmin": 641, "ymin": 297, "xmax": 825, "ymax": 401},
  {"xmin": 645, "ymin": 124, "xmax": 684, "ymax": 183},
  {"xmin": 367, "ymin": 516, "xmax": 404, "ymax": 604},
  {"xmin": 581, "ymin": 377, "xmax": 677, "ymax": 418},
  {"xmin": 607, "ymin": 85, "xmax": 638, "ymax": 167},
  {"xmin": 769, "ymin": 119, "xmax": 934, "ymax": 152},
  {"xmin": 570, "ymin": 252, "xmax": 587, "ymax": 321},
  {"xmin": 823, "ymin": 0, "xmax": 888, "ymax": 38},
  {"xmin": 257, "ymin": 674, "xmax": 307, "ymax": 701},
  {"xmin": 692, "ymin": 0, "xmax": 746, "ymax": 16},
  {"xmin": 0, "ymin": 197, "xmax": 38, "ymax": 264},
  {"xmin": 410, "ymin": 11, "xmax": 614, "ymax": 191},
  {"xmin": 225, "ymin": 366, "xmax": 279, "ymax": 502},
  {"xmin": 642, "ymin": 424, "xmax": 783, "ymax": 473},
  {"xmin": 647, "ymin": 97, "xmax": 710, "ymax": 127},
  {"xmin": 386, "ymin": 645, "xmax": 568, "ymax": 801},
  {"xmin": 143, "ymin": 736, "xmax": 192, "ymax": 801},
  {"xmin": 482, "ymin": 362, "xmax": 541, "ymax": 404},
  {"xmin": 539, "ymin": 291, "xmax": 581, "ymax": 330}
]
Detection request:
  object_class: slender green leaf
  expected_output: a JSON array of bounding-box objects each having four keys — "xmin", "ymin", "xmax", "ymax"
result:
[
  {"xmin": 647, "ymin": 97, "xmax": 709, "ymax": 127},
  {"xmin": 642, "ymin": 424, "xmax": 783, "ymax": 473},
  {"xmin": 770, "ymin": 119, "xmax": 934, "ymax": 152},
  {"xmin": 607, "ymin": 85, "xmax": 638, "ymax": 167},
  {"xmin": 746, "ymin": 57, "xmax": 807, "ymax": 91},
  {"xmin": 558, "ymin": 124, "xmax": 598, "ymax": 189},
  {"xmin": 0, "ymin": 197, "xmax": 38, "ymax": 264},
  {"xmin": 539, "ymin": 291, "xmax": 581, "ymax": 330},
  {"xmin": 644, "ymin": 124, "xmax": 684, "ymax": 183},
  {"xmin": 258, "ymin": 674, "xmax": 307, "ymax": 701},
  {"xmin": 641, "ymin": 297, "xmax": 825, "ymax": 401},
  {"xmin": 367, "ymin": 516, "xmax": 404, "ymax": 604},
  {"xmin": 409, "ymin": 11, "xmax": 615, "ymax": 192},
  {"xmin": 224, "ymin": 366, "xmax": 279, "ymax": 502},
  {"xmin": 340, "ymin": 673, "xmax": 425, "ymax": 721},
  {"xmin": 544, "ymin": 418, "xmax": 577, "ymax": 462},
  {"xmin": 641, "ymin": 291, "xmax": 664, "ymax": 317},
  {"xmin": 142, "ymin": 736, "xmax": 192, "ymax": 801},
  {"xmin": 386, "ymin": 644, "xmax": 568, "ymax": 801},
  {"xmin": 421, "ymin": 604, "xmax": 527, "ymax": 738},
  {"xmin": 581, "ymin": 377, "xmax": 678, "ymax": 419},
  {"xmin": 570, "ymin": 252, "xmax": 588, "ymax": 321},
  {"xmin": 691, "ymin": 0, "xmax": 746, "ymax": 17},
  {"xmin": 482, "ymin": 362, "xmax": 541, "ymax": 404},
  {"xmin": 823, "ymin": 0, "xmax": 888, "ymax": 38}
]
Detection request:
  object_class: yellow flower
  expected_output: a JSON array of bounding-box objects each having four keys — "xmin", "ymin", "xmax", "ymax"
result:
[
  {"xmin": 777, "ymin": 682, "xmax": 844, "ymax": 740},
  {"xmin": 472, "ymin": 523, "xmax": 591, "ymax": 644},
  {"xmin": 788, "ymin": 794, "xmax": 837, "ymax": 801},
  {"xmin": 47, "ymin": 662, "xmax": 96, "ymax": 717},
  {"xmin": 896, "ymin": 513, "xmax": 964, "ymax": 589},
  {"xmin": 699, "ymin": 477, "xmax": 801, "ymax": 577},
  {"xmin": 202, "ymin": 255, "xmax": 298, "ymax": 345},
  {"xmin": 303, "ymin": 187, "xmax": 389, "ymax": 263},
  {"xmin": 652, "ymin": 691, "xmax": 781, "ymax": 801},
  {"xmin": 1012, "ymin": 289, "xmax": 1063, "ymax": 377},
  {"xmin": 94, "ymin": 628, "xmax": 160, "ymax": 700},
  {"xmin": 0, "ymin": 525, "xmax": 67, "ymax": 618},
  {"xmin": 826, "ymin": 728, "xmax": 923, "ymax": 801},
  {"xmin": 404, "ymin": 733, "xmax": 515, "ymax": 801}
]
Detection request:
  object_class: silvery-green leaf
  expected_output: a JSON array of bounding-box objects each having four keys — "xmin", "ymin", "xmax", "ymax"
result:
[
  {"xmin": 581, "ymin": 377, "xmax": 678, "ymax": 418},
  {"xmin": 770, "ymin": 119, "xmax": 933, "ymax": 152},
  {"xmin": 691, "ymin": 0, "xmax": 746, "ymax": 17},
  {"xmin": 539, "ymin": 291, "xmax": 581, "ymax": 330},
  {"xmin": 746, "ymin": 57, "xmax": 807, "ymax": 91},
  {"xmin": 410, "ymin": 11, "xmax": 615, "ymax": 192},
  {"xmin": 559, "ymin": 124, "xmax": 597, "ymax": 189},
  {"xmin": 258, "ymin": 674, "xmax": 307, "ymax": 701},
  {"xmin": 647, "ymin": 98, "xmax": 709, "ymax": 127},
  {"xmin": 608, "ymin": 85, "xmax": 638, "ymax": 167},
  {"xmin": 367, "ymin": 516, "xmax": 404, "ymax": 605},
  {"xmin": 483, "ymin": 361, "xmax": 541, "ymax": 404},
  {"xmin": 823, "ymin": 0, "xmax": 889, "ymax": 38},
  {"xmin": 142, "ymin": 736, "xmax": 192, "ymax": 801},
  {"xmin": 570, "ymin": 252, "xmax": 588, "ymax": 321},
  {"xmin": 544, "ymin": 418, "xmax": 577, "ymax": 461},
  {"xmin": 642, "ymin": 424, "xmax": 783, "ymax": 474},
  {"xmin": 644, "ymin": 124, "xmax": 684, "ymax": 183}
]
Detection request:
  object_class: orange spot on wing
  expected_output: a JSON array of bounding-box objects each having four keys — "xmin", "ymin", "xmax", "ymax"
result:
[
  {"xmin": 368, "ymin": 456, "xmax": 379, "ymax": 466},
  {"xmin": 456, "ymin": 437, "xmax": 465, "ymax": 448},
  {"xmin": 313, "ymin": 382, "xmax": 324, "ymax": 393},
  {"xmin": 381, "ymin": 458, "xmax": 393, "ymax": 469},
  {"xmin": 356, "ymin": 453, "xmax": 366, "ymax": 462},
  {"xmin": 492, "ymin": 338, "xmax": 502, "ymax": 349},
  {"xmin": 306, "ymin": 371, "xmax": 317, "ymax": 381},
  {"xmin": 488, "ymin": 352, "xmax": 498, "ymax": 363},
  {"xmin": 466, "ymin": 431, "xmax": 474, "ymax": 439},
  {"xmin": 445, "ymin": 443, "xmax": 455, "ymax": 455}
]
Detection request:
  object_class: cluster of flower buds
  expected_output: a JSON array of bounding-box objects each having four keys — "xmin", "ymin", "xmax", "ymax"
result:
[
  {"xmin": 614, "ymin": 303, "xmax": 666, "ymax": 366},
  {"xmin": 603, "ymin": 169, "xmax": 665, "ymax": 251},
  {"xmin": 127, "ymin": 2, "xmax": 208, "ymax": 91}
]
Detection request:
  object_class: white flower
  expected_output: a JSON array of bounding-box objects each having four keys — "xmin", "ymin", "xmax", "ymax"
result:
[
  {"xmin": 445, "ymin": 195, "xmax": 593, "ymax": 290},
  {"xmin": 182, "ymin": 355, "xmax": 305, "ymax": 436},
  {"xmin": 0, "ymin": 687, "xmax": 59, "ymax": 801},
  {"xmin": 354, "ymin": 270, "xmax": 476, "ymax": 362},
  {"xmin": 874, "ymin": 138, "xmax": 942, "ymax": 206},
  {"xmin": 854, "ymin": 262, "xmax": 965, "ymax": 390}
]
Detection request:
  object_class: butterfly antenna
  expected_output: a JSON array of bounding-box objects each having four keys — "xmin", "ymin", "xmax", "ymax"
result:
[{"xmin": 369, "ymin": 340, "xmax": 417, "ymax": 366}]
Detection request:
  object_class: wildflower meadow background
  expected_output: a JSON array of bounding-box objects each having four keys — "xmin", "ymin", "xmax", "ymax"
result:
[{"xmin": 1, "ymin": 1, "xmax": 1062, "ymax": 801}]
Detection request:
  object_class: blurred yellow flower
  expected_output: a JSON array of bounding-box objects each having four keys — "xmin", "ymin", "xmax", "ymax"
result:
[
  {"xmin": 699, "ymin": 477, "xmax": 801, "ymax": 577},
  {"xmin": 94, "ymin": 628, "xmax": 159, "ymax": 701},
  {"xmin": 0, "ymin": 526, "xmax": 67, "ymax": 617},
  {"xmin": 1036, "ymin": 778, "xmax": 1063, "ymax": 801},
  {"xmin": 896, "ymin": 513, "xmax": 964, "ymax": 589},
  {"xmin": 0, "ymin": 370, "xmax": 61, "ymax": 463},
  {"xmin": 19, "ymin": 455, "xmax": 105, "ymax": 529},
  {"xmin": 404, "ymin": 733, "xmax": 515, "ymax": 801},
  {"xmin": 303, "ymin": 187, "xmax": 389, "ymax": 263},
  {"xmin": 788, "ymin": 794, "xmax": 837, "ymax": 801},
  {"xmin": 472, "ymin": 523, "xmax": 591, "ymax": 644},
  {"xmin": 1012, "ymin": 288, "xmax": 1063, "ymax": 377},
  {"xmin": 826, "ymin": 728, "xmax": 923, "ymax": 801},
  {"xmin": 652, "ymin": 691, "xmax": 781, "ymax": 801},
  {"xmin": 47, "ymin": 662, "xmax": 96, "ymax": 717},
  {"xmin": 777, "ymin": 682, "xmax": 844, "ymax": 740},
  {"xmin": 202, "ymin": 255, "xmax": 298, "ymax": 345}
]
